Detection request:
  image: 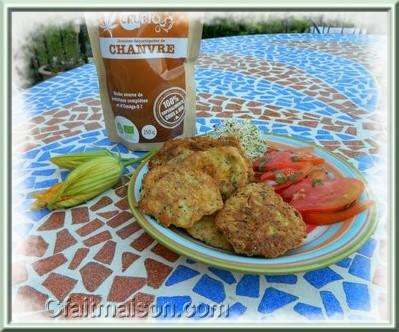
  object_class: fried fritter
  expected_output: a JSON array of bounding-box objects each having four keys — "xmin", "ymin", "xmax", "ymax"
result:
[
  {"xmin": 215, "ymin": 183, "xmax": 306, "ymax": 258},
  {"xmin": 139, "ymin": 164, "xmax": 223, "ymax": 228},
  {"xmin": 186, "ymin": 215, "xmax": 233, "ymax": 251},
  {"xmin": 173, "ymin": 146, "xmax": 251, "ymax": 199},
  {"xmin": 149, "ymin": 136, "xmax": 253, "ymax": 179}
]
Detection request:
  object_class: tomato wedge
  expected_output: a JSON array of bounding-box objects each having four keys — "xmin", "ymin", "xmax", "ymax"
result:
[
  {"xmin": 307, "ymin": 167, "xmax": 329, "ymax": 181},
  {"xmin": 302, "ymin": 200, "xmax": 374, "ymax": 225},
  {"xmin": 288, "ymin": 147, "xmax": 314, "ymax": 154},
  {"xmin": 289, "ymin": 178, "xmax": 365, "ymax": 213},
  {"xmin": 279, "ymin": 169, "xmax": 329, "ymax": 202},
  {"xmin": 258, "ymin": 162, "xmax": 314, "ymax": 192},
  {"xmin": 279, "ymin": 178, "xmax": 313, "ymax": 202},
  {"xmin": 252, "ymin": 157, "xmax": 270, "ymax": 172},
  {"xmin": 253, "ymin": 149, "xmax": 325, "ymax": 173}
]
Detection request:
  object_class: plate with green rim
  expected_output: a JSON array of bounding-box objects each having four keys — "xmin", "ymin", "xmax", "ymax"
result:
[{"xmin": 127, "ymin": 134, "xmax": 377, "ymax": 274}]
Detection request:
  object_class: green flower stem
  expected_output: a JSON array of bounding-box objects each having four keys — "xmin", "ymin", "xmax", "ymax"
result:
[{"xmin": 121, "ymin": 150, "xmax": 157, "ymax": 168}]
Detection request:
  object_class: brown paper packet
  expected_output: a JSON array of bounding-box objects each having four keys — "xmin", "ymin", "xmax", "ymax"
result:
[{"xmin": 86, "ymin": 12, "xmax": 202, "ymax": 151}]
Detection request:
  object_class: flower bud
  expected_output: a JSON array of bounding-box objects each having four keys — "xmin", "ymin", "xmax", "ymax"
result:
[
  {"xmin": 47, "ymin": 155, "xmax": 123, "ymax": 210},
  {"xmin": 50, "ymin": 150, "xmax": 116, "ymax": 170}
]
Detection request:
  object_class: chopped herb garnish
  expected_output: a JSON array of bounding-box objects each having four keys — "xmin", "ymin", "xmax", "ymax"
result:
[
  {"xmin": 291, "ymin": 155, "xmax": 301, "ymax": 162},
  {"xmin": 275, "ymin": 172, "xmax": 287, "ymax": 184},
  {"xmin": 257, "ymin": 158, "xmax": 269, "ymax": 172},
  {"xmin": 288, "ymin": 173, "xmax": 299, "ymax": 182},
  {"xmin": 312, "ymin": 179, "xmax": 324, "ymax": 187}
]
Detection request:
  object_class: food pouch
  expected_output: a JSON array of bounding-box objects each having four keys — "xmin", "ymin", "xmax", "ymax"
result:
[{"xmin": 86, "ymin": 12, "xmax": 202, "ymax": 150}]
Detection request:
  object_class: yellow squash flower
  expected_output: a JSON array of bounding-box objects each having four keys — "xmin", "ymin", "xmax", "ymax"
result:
[
  {"xmin": 33, "ymin": 155, "xmax": 122, "ymax": 210},
  {"xmin": 32, "ymin": 150, "xmax": 156, "ymax": 210}
]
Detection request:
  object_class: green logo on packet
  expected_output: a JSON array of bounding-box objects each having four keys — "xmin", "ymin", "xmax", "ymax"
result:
[{"xmin": 123, "ymin": 125, "xmax": 135, "ymax": 135}]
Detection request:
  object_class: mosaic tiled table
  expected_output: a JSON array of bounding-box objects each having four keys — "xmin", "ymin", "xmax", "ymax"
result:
[{"xmin": 12, "ymin": 33, "xmax": 389, "ymax": 323}]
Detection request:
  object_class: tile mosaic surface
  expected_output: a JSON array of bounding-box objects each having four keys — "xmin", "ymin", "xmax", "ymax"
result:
[{"xmin": 12, "ymin": 34, "xmax": 388, "ymax": 322}]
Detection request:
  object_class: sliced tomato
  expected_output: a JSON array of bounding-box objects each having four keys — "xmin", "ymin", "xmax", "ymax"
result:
[
  {"xmin": 294, "ymin": 155, "xmax": 325, "ymax": 165},
  {"xmin": 307, "ymin": 167, "xmax": 329, "ymax": 181},
  {"xmin": 258, "ymin": 162, "xmax": 313, "ymax": 190},
  {"xmin": 273, "ymin": 162, "xmax": 314, "ymax": 192},
  {"xmin": 302, "ymin": 200, "xmax": 374, "ymax": 225},
  {"xmin": 279, "ymin": 178, "xmax": 313, "ymax": 201},
  {"xmin": 259, "ymin": 171, "xmax": 275, "ymax": 181},
  {"xmin": 254, "ymin": 149, "xmax": 324, "ymax": 172},
  {"xmin": 252, "ymin": 157, "xmax": 270, "ymax": 172},
  {"xmin": 289, "ymin": 178, "xmax": 365, "ymax": 213},
  {"xmin": 279, "ymin": 168, "xmax": 330, "ymax": 201}
]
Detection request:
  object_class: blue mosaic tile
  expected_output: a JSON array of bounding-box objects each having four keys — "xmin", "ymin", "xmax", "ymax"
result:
[
  {"xmin": 258, "ymin": 287, "xmax": 298, "ymax": 314},
  {"xmin": 343, "ymin": 282, "xmax": 370, "ymax": 311},
  {"xmin": 81, "ymin": 130, "xmax": 101, "ymax": 137},
  {"xmin": 24, "ymin": 208, "xmax": 51, "ymax": 222},
  {"xmin": 71, "ymin": 146, "xmax": 86, "ymax": 153},
  {"xmin": 193, "ymin": 274, "xmax": 226, "ymax": 304},
  {"xmin": 21, "ymin": 176, "xmax": 35, "ymax": 189},
  {"xmin": 315, "ymin": 134, "xmax": 334, "ymax": 140},
  {"xmin": 348, "ymin": 255, "xmax": 371, "ymax": 281},
  {"xmin": 357, "ymin": 238, "xmax": 377, "ymax": 257},
  {"xmin": 320, "ymin": 291, "xmax": 344, "ymax": 319},
  {"xmin": 60, "ymin": 136, "xmax": 82, "ymax": 144},
  {"xmin": 31, "ymin": 169, "xmax": 56, "ymax": 176},
  {"xmin": 200, "ymin": 37, "xmax": 377, "ymax": 112},
  {"xmin": 291, "ymin": 125, "xmax": 312, "ymax": 132},
  {"xmin": 293, "ymin": 303, "xmax": 324, "ymax": 320},
  {"xmin": 51, "ymin": 145, "xmax": 76, "ymax": 154},
  {"xmin": 165, "ymin": 265, "xmax": 200, "ymax": 286},
  {"xmin": 335, "ymin": 257, "xmax": 352, "ymax": 268},
  {"xmin": 41, "ymin": 142, "xmax": 61, "ymax": 151},
  {"xmin": 355, "ymin": 155, "xmax": 375, "ymax": 170},
  {"xmin": 37, "ymin": 151, "xmax": 51, "ymax": 162},
  {"xmin": 27, "ymin": 162, "xmax": 49, "ymax": 168},
  {"xmin": 78, "ymin": 137, "xmax": 98, "ymax": 144},
  {"xmin": 208, "ymin": 267, "xmax": 236, "ymax": 285},
  {"xmin": 155, "ymin": 296, "xmax": 192, "ymax": 319},
  {"xmin": 265, "ymin": 275, "xmax": 297, "ymax": 284},
  {"xmin": 236, "ymin": 275, "xmax": 259, "ymax": 298},
  {"xmin": 199, "ymin": 125, "xmax": 213, "ymax": 132},
  {"xmin": 303, "ymin": 267, "xmax": 343, "ymax": 289},
  {"xmin": 226, "ymin": 302, "xmax": 247, "ymax": 318},
  {"xmin": 196, "ymin": 69, "xmax": 344, "ymax": 116},
  {"xmin": 34, "ymin": 179, "xmax": 58, "ymax": 189},
  {"xmin": 60, "ymin": 171, "xmax": 69, "ymax": 181},
  {"xmin": 23, "ymin": 149, "xmax": 40, "ymax": 159},
  {"xmin": 111, "ymin": 144, "xmax": 129, "ymax": 154},
  {"xmin": 95, "ymin": 138, "xmax": 113, "ymax": 146}
]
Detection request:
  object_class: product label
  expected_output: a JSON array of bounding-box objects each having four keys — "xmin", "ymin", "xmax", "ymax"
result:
[
  {"xmin": 97, "ymin": 12, "xmax": 189, "ymax": 143},
  {"xmin": 99, "ymin": 37, "xmax": 188, "ymax": 59}
]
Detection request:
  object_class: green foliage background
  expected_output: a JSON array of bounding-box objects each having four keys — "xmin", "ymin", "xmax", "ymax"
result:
[
  {"xmin": 202, "ymin": 17, "xmax": 312, "ymax": 38},
  {"xmin": 23, "ymin": 16, "xmax": 355, "ymax": 87}
]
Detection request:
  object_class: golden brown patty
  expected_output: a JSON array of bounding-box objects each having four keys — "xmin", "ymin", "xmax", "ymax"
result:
[
  {"xmin": 215, "ymin": 183, "xmax": 306, "ymax": 258},
  {"xmin": 186, "ymin": 215, "xmax": 233, "ymax": 251},
  {"xmin": 170, "ymin": 146, "xmax": 252, "ymax": 199},
  {"xmin": 139, "ymin": 164, "xmax": 223, "ymax": 228},
  {"xmin": 149, "ymin": 136, "xmax": 253, "ymax": 180}
]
